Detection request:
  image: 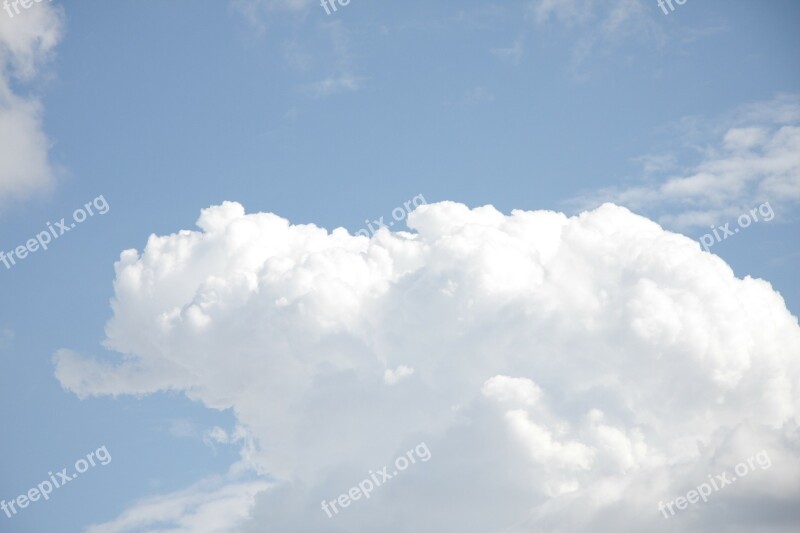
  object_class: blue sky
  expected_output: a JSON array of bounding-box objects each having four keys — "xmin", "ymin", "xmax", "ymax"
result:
[{"xmin": 1, "ymin": 1, "xmax": 799, "ymax": 531}]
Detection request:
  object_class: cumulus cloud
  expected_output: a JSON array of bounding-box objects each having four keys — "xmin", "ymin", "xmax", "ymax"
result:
[
  {"xmin": 575, "ymin": 94, "xmax": 800, "ymax": 229},
  {"xmin": 58, "ymin": 200, "xmax": 800, "ymax": 532},
  {"xmin": 0, "ymin": 1, "xmax": 63, "ymax": 209}
]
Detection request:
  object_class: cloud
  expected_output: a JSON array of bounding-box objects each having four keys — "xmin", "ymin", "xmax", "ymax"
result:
[
  {"xmin": 573, "ymin": 94, "xmax": 800, "ymax": 228},
  {"xmin": 230, "ymin": 1, "xmax": 365, "ymax": 99},
  {"xmin": 230, "ymin": 0, "xmax": 314, "ymax": 32},
  {"xmin": 458, "ymin": 86, "xmax": 494, "ymax": 106},
  {"xmin": 57, "ymin": 200, "xmax": 800, "ymax": 531},
  {"xmin": 491, "ymin": 35, "xmax": 524, "ymax": 65},
  {"xmin": 482, "ymin": 375, "xmax": 542, "ymax": 406},
  {"xmin": 383, "ymin": 365, "xmax": 414, "ymax": 385},
  {"xmin": 85, "ymin": 472, "xmax": 270, "ymax": 533},
  {"xmin": 530, "ymin": 0, "xmax": 593, "ymax": 26},
  {"xmin": 528, "ymin": 0, "xmax": 665, "ymax": 72},
  {"xmin": 233, "ymin": 0, "xmax": 314, "ymax": 15},
  {"xmin": 301, "ymin": 20, "xmax": 365, "ymax": 98},
  {"xmin": 0, "ymin": 0, "xmax": 63, "ymax": 210},
  {"xmin": 529, "ymin": 0, "xmax": 647, "ymax": 31},
  {"xmin": 301, "ymin": 74, "xmax": 364, "ymax": 98},
  {"xmin": 161, "ymin": 419, "xmax": 236, "ymax": 451}
]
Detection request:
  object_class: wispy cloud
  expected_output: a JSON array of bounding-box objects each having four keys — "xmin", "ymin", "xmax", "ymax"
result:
[
  {"xmin": 460, "ymin": 86, "xmax": 495, "ymax": 106},
  {"xmin": 528, "ymin": 0, "xmax": 665, "ymax": 74},
  {"xmin": 300, "ymin": 20, "xmax": 365, "ymax": 98},
  {"xmin": 529, "ymin": 0, "xmax": 594, "ymax": 26},
  {"xmin": 229, "ymin": 2, "xmax": 366, "ymax": 99},
  {"xmin": 491, "ymin": 35, "xmax": 524, "ymax": 65},
  {"xmin": 570, "ymin": 94, "xmax": 800, "ymax": 228},
  {"xmin": 302, "ymin": 74, "xmax": 364, "ymax": 98},
  {"xmin": 230, "ymin": 0, "xmax": 314, "ymax": 32},
  {"xmin": 85, "ymin": 471, "xmax": 270, "ymax": 533}
]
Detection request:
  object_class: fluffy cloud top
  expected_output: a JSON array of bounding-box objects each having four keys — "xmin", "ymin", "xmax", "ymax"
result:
[
  {"xmin": 60, "ymin": 201, "xmax": 800, "ymax": 532},
  {"xmin": 0, "ymin": 1, "xmax": 63, "ymax": 208}
]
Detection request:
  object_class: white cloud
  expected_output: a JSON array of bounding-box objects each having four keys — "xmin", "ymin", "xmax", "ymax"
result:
[
  {"xmin": 528, "ymin": 0, "xmax": 664, "ymax": 71},
  {"xmin": 203, "ymin": 426, "xmax": 232, "ymax": 447},
  {"xmin": 58, "ymin": 200, "xmax": 800, "ymax": 532},
  {"xmin": 482, "ymin": 375, "xmax": 542, "ymax": 406},
  {"xmin": 383, "ymin": 365, "xmax": 414, "ymax": 385},
  {"xmin": 302, "ymin": 74, "xmax": 363, "ymax": 98},
  {"xmin": 574, "ymin": 94, "xmax": 800, "ymax": 229},
  {"xmin": 167, "ymin": 418, "xmax": 201, "ymax": 439},
  {"xmin": 0, "ymin": 1, "xmax": 63, "ymax": 209},
  {"xmin": 230, "ymin": 2, "xmax": 365, "ymax": 99},
  {"xmin": 459, "ymin": 86, "xmax": 494, "ymax": 106},
  {"xmin": 303, "ymin": 20, "xmax": 364, "ymax": 98},
  {"xmin": 85, "ymin": 472, "xmax": 270, "ymax": 533},
  {"xmin": 491, "ymin": 35, "xmax": 524, "ymax": 65},
  {"xmin": 230, "ymin": 0, "xmax": 314, "ymax": 32},
  {"xmin": 505, "ymin": 409, "xmax": 595, "ymax": 473},
  {"xmin": 530, "ymin": 0, "xmax": 593, "ymax": 26},
  {"xmin": 529, "ymin": 0, "xmax": 644, "ymax": 30}
]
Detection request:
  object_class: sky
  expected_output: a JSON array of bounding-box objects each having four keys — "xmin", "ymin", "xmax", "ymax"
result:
[{"xmin": 0, "ymin": 1, "xmax": 799, "ymax": 532}]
